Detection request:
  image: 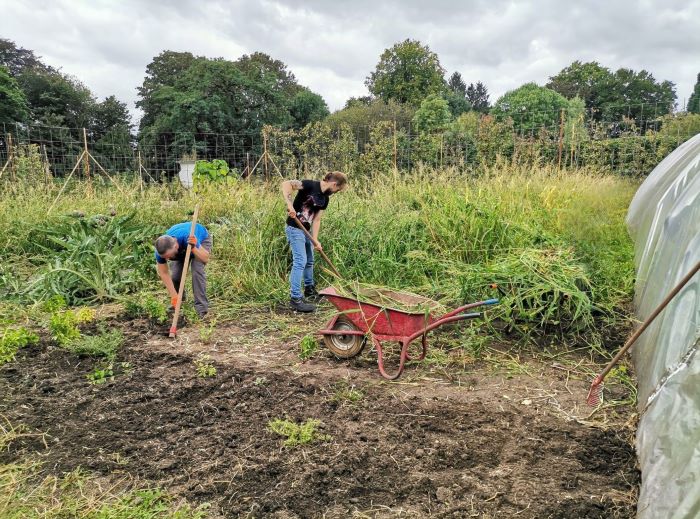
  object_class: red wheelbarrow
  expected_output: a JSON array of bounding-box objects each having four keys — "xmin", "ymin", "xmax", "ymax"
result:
[{"xmin": 318, "ymin": 286, "xmax": 499, "ymax": 380}]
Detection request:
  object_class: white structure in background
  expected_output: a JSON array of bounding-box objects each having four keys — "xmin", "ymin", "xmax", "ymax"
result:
[
  {"xmin": 178, "ymin": 158, "xmax": 195, "ymax": 189},
  {"xmin": 626, "ymin": 134, "xmax": 700, "ymax": 519}
]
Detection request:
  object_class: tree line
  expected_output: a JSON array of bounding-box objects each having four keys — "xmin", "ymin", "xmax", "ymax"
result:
[{"xmin": 1, "ymin": 36, "xmax": 699, "ymax": 172}]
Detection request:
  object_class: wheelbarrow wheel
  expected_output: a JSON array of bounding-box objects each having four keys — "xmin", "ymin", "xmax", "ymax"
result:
[{"xmin": 323, "ymin": 316, "xmax": 366, "ymax": 359}]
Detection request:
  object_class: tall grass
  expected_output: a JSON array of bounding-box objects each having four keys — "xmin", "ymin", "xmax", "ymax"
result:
[{"xmin": 0, "ymin": 164, "xmax": 637, "ymax": 342}]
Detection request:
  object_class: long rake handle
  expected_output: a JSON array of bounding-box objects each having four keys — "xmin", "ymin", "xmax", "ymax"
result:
[
  {"xmin": 291, "ymin": 215, "xmax": 342, "ymax": 279},
  {"xmin": 169, "ymin": 205, "xmax": 200, "ymax": 338},
  {"xmin": 597, "ymin": 259, "xmax": 700, "ymax": 382}
]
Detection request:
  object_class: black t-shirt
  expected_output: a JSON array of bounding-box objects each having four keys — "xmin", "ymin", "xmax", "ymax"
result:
[{"xmin": 286, "ymin": 180, "xmax": 330, "ymax": 230}]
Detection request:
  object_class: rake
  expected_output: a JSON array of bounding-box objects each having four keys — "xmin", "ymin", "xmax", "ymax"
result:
[
  {"xmin": 169, "ymin": 205, "xmax": 200, "ymax": 338},
  {"xmin": 586, "ymin": 259, "xmax": 700, "ymax": 406}
]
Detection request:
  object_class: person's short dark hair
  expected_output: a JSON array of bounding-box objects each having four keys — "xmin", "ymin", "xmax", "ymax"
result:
[
  {"xmin": 155, "ymin": 235, "xmax": 177, "ymax": 256},
  {"xmin": 323, "ymin": 171, "xmax": 348, "ymax": 188}
]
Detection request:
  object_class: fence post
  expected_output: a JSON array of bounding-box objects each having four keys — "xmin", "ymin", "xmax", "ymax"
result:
[
  {"xmin": 393, "ymin": 119, "xmax": 398, "ymax": 172},
  {"xmin": 557, "ymin": 108, "xmax": 566, "ymax": 170},
  {"xmin": 7, "ymin": 134, "xmax": 16, "ymax": 182},
  {"xmin": 82, "ymin": 128, "xmax": 91, "ymax": 182},
  {"xmin": 263, "ymin": 129, "xmax": 269, "ymax": 181}
]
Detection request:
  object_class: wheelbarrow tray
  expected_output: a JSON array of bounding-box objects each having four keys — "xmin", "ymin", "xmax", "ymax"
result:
[{"xmin": 319, "ymin": 286, "xmax": 438, "ymax": 339}]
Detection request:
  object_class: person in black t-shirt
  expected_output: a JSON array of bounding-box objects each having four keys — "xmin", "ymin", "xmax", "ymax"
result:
[{"xmin": 281, "ymin": 171, "xmax": 348, "ymax": 312}]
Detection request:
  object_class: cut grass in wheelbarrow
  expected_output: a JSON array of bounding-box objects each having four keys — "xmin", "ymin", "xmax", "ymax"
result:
[{"xmin": 318, "ymin": 285, "xmax": 498, "ymax": 380}]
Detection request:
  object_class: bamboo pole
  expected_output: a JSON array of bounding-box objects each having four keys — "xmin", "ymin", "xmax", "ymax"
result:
[
  {"xmin": 557, "ymin": 109, "xmax": 566, "ymax": 170},
  {"xmin": 82, "ymin": 128, "xmax": 91, "ymax": 181}
]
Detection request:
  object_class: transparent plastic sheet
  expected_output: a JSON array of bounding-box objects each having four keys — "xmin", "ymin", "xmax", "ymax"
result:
[{"xmin": 625, "ymin": 134, "xmax": 700, "ymax": 519}]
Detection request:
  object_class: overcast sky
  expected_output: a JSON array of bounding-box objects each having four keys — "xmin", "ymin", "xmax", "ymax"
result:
[{"xmin": 2, "ymin": 0, "xmax": 699, "ymax": 121}]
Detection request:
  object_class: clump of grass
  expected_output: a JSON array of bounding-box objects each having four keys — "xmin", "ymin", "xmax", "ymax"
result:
[
  {"xmin": 0, "ymin": 461, "xmax": 207, "ymax": 518},
  {"xmin": 65, "ymin": 327, "xmax": 123, "ymax": 361},
  {"xmin": 0, "ymin": 327, "xmax": 39, "ymax": 365},
  {"xmin": 330, "ymin": 382, "xmax": 364, "ymax": 405},
  {"xmin": 267, "ymin": 418, "xmax": 331, "ymax": 447},
  {"xmin": 299, "ymin": 334, "xmax": 319, "ymax": 360},
  {"xmin": 194, "ymin": 354, "xmax": 217, "ymax": 378},
  {"xmin": 125, "ymin": 294, "xmax": 168, "ymax": 324},
  {"xmin": 459, "ymin": 248, "xmax": 595, "ymax": 336}
]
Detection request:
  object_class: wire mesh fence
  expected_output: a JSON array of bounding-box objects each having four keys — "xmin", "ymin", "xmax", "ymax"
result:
[{"xmin": 1, "ymin": 105, "xmax": 699, "ymax": 183}]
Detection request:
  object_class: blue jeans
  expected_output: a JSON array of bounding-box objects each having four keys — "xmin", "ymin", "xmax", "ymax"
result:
[{"xmin": 285, "ymin": 225, "xmax": 315, "ymax": 299}]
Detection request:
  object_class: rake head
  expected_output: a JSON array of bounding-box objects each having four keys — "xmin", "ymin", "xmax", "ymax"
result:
[{"xmin": 586, "ymin": 375, "xmax": 604, "ymax": 406}]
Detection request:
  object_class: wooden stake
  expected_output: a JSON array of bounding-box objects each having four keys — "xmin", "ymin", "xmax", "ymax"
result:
[
  {"xmin": 48, "ymin": 151, "xmax": 85, "ymax": 213},
  {"xmin": 393, "ymin": 120, "xmax": 398, "ymax": 171},
  {"xmin": 82, "ymin": 128, "xmax": 91, "ymax": 181},
  {"xmin": 41, "ymin": 144, "xmax": 52, "ymax": 184},
  {"xmin": 557, "ymin": 108, "xmax": 565, "ymax": 170},
  {"xmin": 0, "ymin": 134, "xmax": 13, "ymax": 181},
  {"xmin": 263, "ymin": 130, "xmax": 269, "ymax": 181},
  {"xmin": 137, "ymin": 149, "xmax": 144, "ymax": 193},
  {"xmin": 169, "ymin": 205, "xmax": 200, "ymax": 338}
]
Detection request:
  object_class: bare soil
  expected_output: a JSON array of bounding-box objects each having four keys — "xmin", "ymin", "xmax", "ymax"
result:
[{"xmin": 1, "ymin": 311, "xmax": 638, "ymax": 518}]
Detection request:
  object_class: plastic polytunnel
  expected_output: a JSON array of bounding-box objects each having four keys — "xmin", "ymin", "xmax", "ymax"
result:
[{"xmin": 625, "ymin": 133, "xmax": 700, "ymax": 519}]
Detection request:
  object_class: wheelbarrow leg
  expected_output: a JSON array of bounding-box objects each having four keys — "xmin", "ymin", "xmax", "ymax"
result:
[
  {"xmin": 375, "ymin": 338, "xmax": 410, "ymax": 380},
  {"xmin": 406, "ymin": 333, "xmax": 428, "ymax": 361}
]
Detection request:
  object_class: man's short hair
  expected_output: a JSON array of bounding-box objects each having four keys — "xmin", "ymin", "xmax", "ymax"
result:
[
  {"xmin": 155, "ymin": 235, "xmax": 177, "ymax": 256},
  {"xmin": 323, "ymin": 171, "xmax": 348, "ymax": 188}
]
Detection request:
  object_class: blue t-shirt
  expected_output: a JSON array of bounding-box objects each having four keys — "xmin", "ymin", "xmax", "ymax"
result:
[{"xmin": 155, "ymin": 222, "xmax": 209, "ymax": 264}]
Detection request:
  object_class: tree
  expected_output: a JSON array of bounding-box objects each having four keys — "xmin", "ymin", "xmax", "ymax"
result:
[
  {"xmin": 235, "ymin": 52, "xmax": 301, "ymax": 97},
  {"xmin": 687, "ymin": 73, "xmax": 700, "ymax": 114},
  {"xmin": 144, "ymin": 58, "xmax": 292, "ymax": 155},
  {"xmin": 92, "ymin": 95, "xmax": 132, "ymax": 136},
  {"xmin": 326, "ymin": 99, "xmax": 415, "ymax": 135},
  {"xmin": 365, "ymin": 39, "xmax": 446, "ymax": 106},
  {"xmin": 0, "ymin": 38, "xmax": 51, "ymax": 76},
  {"xmin": 445, "ymin": 71, "xmax": 470, "ymax": 117},
  {"xmin": 344, "ymin": 96, "xmax": 373, "ymax": 109},
  {"xmin": 136, "ymin": 51, "xmax": 199, "ymax": 131},
  {"xmin": 492, "ymin": 83, "xmax": 569, "ymax": 133},
  {"xmin": 548, "ymin": 61, "xmax": 677, "ymax": 123},
  {"xmin": 289, "ymin": 88, "xmax": 329, "ymax": 129},
  {"xmin": 412, "ymin": 94, "xmax": 452, "ymax": 133},
  {"xmin": 17, "ymin": 68, "xmax": 95, "ymax": 128},
  {"xmin": 448, "ymin": 72, "xmax": 467, "ymax": 96},
  {"xmin": 466, "ymin": 82, "xmax": 490, "ymax": 112},
  {"xmin": 0, "ymin": 66, "xmax": 29, "ymax": 125},
  {"xmin": 546, "ymin": 61, "xmax": 612, "ymax": 112}
]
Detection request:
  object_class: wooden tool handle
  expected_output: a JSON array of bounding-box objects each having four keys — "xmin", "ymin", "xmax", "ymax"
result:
[
  {"xmin": 598, "ymin": 259, "xmax": 700, "ymax": 380},
  {"xmin": 291, "ymin": 215, "xmax": 342, "ymax": 279},
  {"xmin": 169, "ymin": 205, "xmax": 200, "ymax": 337}
]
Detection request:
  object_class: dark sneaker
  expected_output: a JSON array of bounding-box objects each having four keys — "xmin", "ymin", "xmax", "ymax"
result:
[
  {"xmin": 290, "ymin": 297, "xmax": 316, "ymax": 313},
  {"xmin": 304, "ymin": 285, "xmax": 321, "ymax": 301}
]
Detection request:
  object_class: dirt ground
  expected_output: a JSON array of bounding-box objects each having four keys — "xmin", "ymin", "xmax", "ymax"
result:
[{"xmin": 1, "ymin": 308, "xmax": 639, "ymax": 518}]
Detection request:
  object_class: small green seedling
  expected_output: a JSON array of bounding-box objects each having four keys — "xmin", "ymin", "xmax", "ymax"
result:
[
  {"xmin": 194, "ymin": 355, "xmax": 217, "ymax": 378},
  {"xmin": 299, "ymin": 334, "xmax": 319, "ymax": 360},
  {"xmin": 0, "ymin": 327, "xmax": 39, "ymax": 365},
  {"xmin": 87, "ymin": 364, "xmax": 114, "ymax": 384},
  {"xmin": 267, "ymin": 418, "xmax": 331, "ymax": 447},
  {"xmin": 49, "ymin": 311, "xmax": 81, "ymax": 346},
  {"xmin": 254, "ymin": 376, "xmax": 268, "ymax": 386}
]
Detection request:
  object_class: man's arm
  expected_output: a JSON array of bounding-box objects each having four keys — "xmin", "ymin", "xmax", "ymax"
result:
[
  {"xmin": 190, "ymin": 241, "xmax": 210, "ymax": 264},
  {"xmin": 156, "ymin": 262, "xmax": 177, "ymax": 298},
  {"xmin": 310, "ymin": 210, "xmax": 323, "ymax": 250},
  {"xmin": 281, "ymin": 179, "xmax": 303, "ymax": 217}
]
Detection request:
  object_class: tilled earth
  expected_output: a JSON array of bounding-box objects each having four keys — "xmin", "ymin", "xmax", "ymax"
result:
[{"xmin": 1, "ymin": 317, "xmax": 638, "ymax": 518}]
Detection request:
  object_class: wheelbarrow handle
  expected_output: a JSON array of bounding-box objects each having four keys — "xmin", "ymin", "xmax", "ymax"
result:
[
  {"xmin": 405, "ymin": 312, "xmax": 482, "ymax": 345},
  {"xmin": 440, "ymin": 298, "xmax": 499, "ymax": 320}
]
